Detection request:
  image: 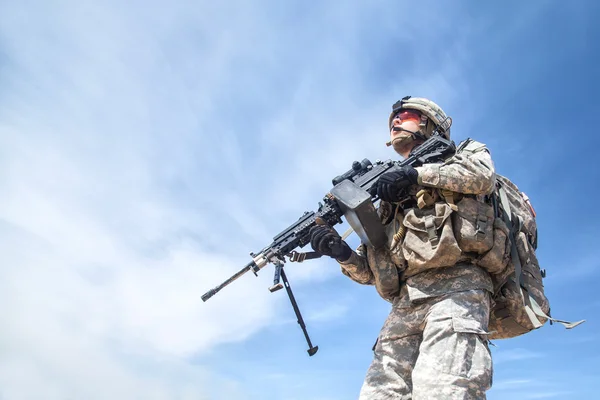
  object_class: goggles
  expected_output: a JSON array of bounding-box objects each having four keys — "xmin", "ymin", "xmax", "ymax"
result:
[{"xmin": 390, "ymin": 110, "xmax": 422, "ymax": 127}]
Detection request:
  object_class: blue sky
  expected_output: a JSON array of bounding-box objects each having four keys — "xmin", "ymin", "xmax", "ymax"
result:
[{"xmin": 1, "ymin": 0, "xmax": 598, "ymax": 399}]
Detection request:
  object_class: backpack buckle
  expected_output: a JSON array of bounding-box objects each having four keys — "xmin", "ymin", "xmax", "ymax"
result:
[{"xmin": 476, "ymin": 215, "xmax": 488, "ymax": 241}]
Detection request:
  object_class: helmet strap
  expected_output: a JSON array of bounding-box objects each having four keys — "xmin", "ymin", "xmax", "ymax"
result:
[
  {"xmin": 391, "ymin": 126, "xmax": 428, "ymax": 141},
  {"xmin": 386, "ymin": 128, "xmax": 429, "ymax": 154}
]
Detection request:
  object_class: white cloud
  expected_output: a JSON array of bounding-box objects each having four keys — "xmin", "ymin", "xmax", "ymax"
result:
[
  {"xmin": 524, "ymin": 391, "xmax": 575, "ymax": 399},
  {"xmin": 492, "ymin": 348, "xmax": 544, "ymax": 365},
  {"xmin": 491, "ymin": 379, "xmax": 532, "ymax": 390},
  {"xmin": 0, "ymin": 0, "xmax": 473, "ymax": 398},
  {"xmin": 545, "ymin": 255, "xmax": 600, "ymax": 282}
]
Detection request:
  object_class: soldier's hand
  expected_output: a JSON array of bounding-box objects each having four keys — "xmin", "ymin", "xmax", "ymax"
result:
[
  {"xmin": 309, "ymin": 225, "xmax": 352, "ymax": 262},
  {"xmin": 373, "ymin": 166, "xmax": 418, "ymax": 202}
]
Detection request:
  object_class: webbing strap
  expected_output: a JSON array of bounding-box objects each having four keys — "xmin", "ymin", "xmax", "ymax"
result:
[
  {"xmin": 522, "ymin": 289, "xmax": 543, "ymax": 329},
  {"xmin": 476, "ymin": 212, "xmax": 488, "ymax": 242},
  {"xmin": 521, "ymin": 287, "xmax": 585, "ymax": 330},
  {"xmin": 509, "ymin": 231, "xmax": 523, "ymax": 296},
  {"xmin": 499, "ymin": 185, "xmax": 523, "ymax": 292},
  {"xmin": 441, "ymin": 189, "xmax": 458, "ymax": 211},
  {"xmin": 288, "ymin": 251, "xmax": 322, "ymax": 263},
  {"xmin": 417, "ymin": 189, "xmax": 436, "ymax": 209},
  {"xmin": 424, "ymin": 215, "xmax": 439, "ymax": 248},
  {"xmin": 341, "ymin": 227, "xmax": 354, "ymax": 240},
  {"xmin": 498, "ymin": 186, "xmax": 512, "ymax": 222},
  {"xmin": 290, "ymin": 226, "xmax": 355, "ymax": 263}
]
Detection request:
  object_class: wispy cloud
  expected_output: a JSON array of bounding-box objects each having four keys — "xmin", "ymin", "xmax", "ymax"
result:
[
  {"xmin": 491, "ymin": 377, "xmax": 576, "ymax": 400},
  {"xmin": 492, "ymin": 348, "xmax": 544, "ymax": 365},
  {"xmin": 306, "ymin": 303, "xmax": 350, "ymax": 324},
  {"xmin": 492, "ymin": 379, "xmax": 533, "ymax": 390},
  {"xmin": 545, "ymin": 255, "xmax": 600, "ymax": 282},
  {"xmin": 523, "ymin": 391, "xmax": 575, "ymax": 399}
]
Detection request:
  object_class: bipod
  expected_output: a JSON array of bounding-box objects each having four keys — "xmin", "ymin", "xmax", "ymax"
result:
[{"xmin": 269, "ymin": 260, "xmax": 319, "ymax": 356}]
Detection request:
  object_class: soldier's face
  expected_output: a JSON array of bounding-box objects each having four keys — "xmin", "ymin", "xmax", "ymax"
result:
[{"xmin": 390, "ymin": 117, "xmax": 422, "ymax": 158}]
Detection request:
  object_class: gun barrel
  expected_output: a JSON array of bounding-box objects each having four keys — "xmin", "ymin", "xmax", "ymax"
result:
[{"xmin": 201, "ymin": 262, "xmax": 255, "ymax": 302}]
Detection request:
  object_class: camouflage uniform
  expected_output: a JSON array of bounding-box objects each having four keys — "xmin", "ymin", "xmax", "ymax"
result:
[{"xmin": 339, "ymin": 140, "xmax": 496, "ymax": 399}]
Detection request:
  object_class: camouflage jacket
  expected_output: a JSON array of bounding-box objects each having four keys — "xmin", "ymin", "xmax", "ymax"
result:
[{"xmin": 338, "ymin": 139, "xmax": 496, "ymax": 306}]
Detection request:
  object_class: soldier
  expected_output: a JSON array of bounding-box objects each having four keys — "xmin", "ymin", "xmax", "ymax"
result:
[{"xmin": 309, "ymin": 96, "xmax": 496, "ymax": 399}]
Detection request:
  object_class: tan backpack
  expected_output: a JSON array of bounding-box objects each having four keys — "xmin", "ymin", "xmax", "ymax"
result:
[{"xmin": 488, "ymin": 175, "xmax": 584, "ymax": 339}]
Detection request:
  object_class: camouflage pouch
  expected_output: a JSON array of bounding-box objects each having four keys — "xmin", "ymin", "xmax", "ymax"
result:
[
  {"xmin": 452, "ymin": 197, "xmax": 495, "ymax": 254},
  {"xmin": 402, "ymin": 202, "xmax": 461, "ymax": 276},
  {"xmin": 477, "ymin": 217, "xmax": 511, "ymax": 274}
]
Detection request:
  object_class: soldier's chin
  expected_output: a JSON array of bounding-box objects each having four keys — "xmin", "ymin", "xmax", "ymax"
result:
[{"xmin": 391, "ymin": 136, "xmax": 414, "ymax": 154}]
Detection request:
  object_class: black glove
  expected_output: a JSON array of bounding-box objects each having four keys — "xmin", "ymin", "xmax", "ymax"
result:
[
  {"xmin": 309, "ymin": 225, "xmax": 352, "ymax": 262},
  {"xmin": 373, "ymin": 166, "xmax": 418, "ymax": 202}
]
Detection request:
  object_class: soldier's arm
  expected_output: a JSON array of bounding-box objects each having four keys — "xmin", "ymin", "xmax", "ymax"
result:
[
  {"xmin": 415, "ymin": 140, "xmax": 496, "ymax": 195},
  {"xmin": 337, "ymin": 244, "xmax": 374, "ymax": 285}
]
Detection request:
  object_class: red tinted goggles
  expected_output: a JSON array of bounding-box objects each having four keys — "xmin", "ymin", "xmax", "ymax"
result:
[{"xmin": 391, "ymin": 110, "xmax": 422, "ymax": 124}]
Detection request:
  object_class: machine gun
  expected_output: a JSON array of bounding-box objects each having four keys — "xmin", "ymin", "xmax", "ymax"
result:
[{"xmin": 201, "ymin": 133, "xmax": 456, "ymax": 356}]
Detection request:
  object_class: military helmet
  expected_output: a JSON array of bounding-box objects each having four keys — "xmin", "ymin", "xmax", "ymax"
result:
[{"xmin": 388, "ymin": 96, "xmax": 452, "ymax": 139}]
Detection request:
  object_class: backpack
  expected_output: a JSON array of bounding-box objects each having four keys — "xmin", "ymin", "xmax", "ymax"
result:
[{"xmin": 487, "ymin": 175, "xmax": 584, "ymax": 339}]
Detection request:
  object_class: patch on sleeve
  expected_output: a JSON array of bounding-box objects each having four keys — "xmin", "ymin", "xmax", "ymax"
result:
[{"xmin": 416, "ymin": 164, "xmax": 441, "ymax": 186}]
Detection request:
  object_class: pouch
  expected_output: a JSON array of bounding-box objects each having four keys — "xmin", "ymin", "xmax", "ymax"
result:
[
  {"xmin": 402, "ymin": 202, "xmax": 461, "ymax": 276},
  {"xmin": 452, "ymin": 197, "xmax": 495, "ymax": 254},
  {"xmin": 477, "ymin": 217, "xmax": 511, "ymax": 274}
]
